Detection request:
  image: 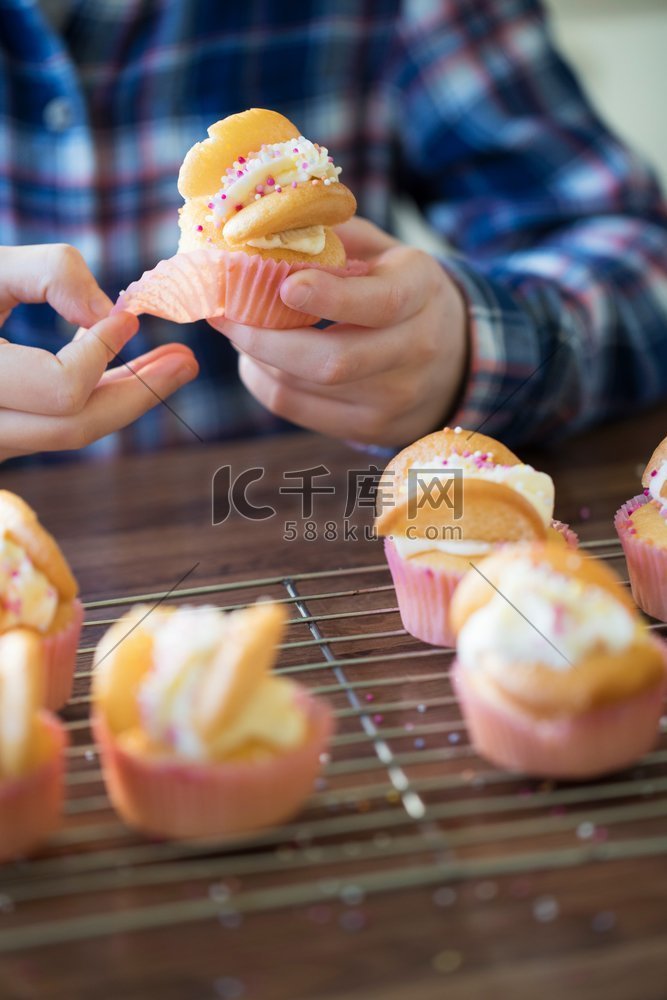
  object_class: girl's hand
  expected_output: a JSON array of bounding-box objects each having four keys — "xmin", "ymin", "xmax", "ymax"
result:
[{"xmin": 0, "ymin": 245, "xmax": 198, "ymax": 460}]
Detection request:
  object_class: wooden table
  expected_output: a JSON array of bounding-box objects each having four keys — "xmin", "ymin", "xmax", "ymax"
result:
[{"xmin": 1, "ymin": 404, "xmax": 667, "ymax": 1000}]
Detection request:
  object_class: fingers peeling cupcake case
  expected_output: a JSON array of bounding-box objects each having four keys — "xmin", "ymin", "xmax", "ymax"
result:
[{"xmin": 114, "ymin": 108, "xmax": 367, "ymax": 329}]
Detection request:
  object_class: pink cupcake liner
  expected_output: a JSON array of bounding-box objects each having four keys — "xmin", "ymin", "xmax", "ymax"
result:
[
  {"xmin": 384, "ymin": 537, "xmax": 462, "ymax": 648},
  {"xmin": 113, "ymin": 248, "xmax": 368, "ymax": 329},
  {"xmin": 551, "ymin": 519, "xmax": 579, "ymax": 549},
  {"xmin": 92, "ymin": 691, "xmax": 334, "ymax": 840},
  {"xmin": 0, "ymin": 712, "xmax": 66, "ymax": 862},
  {"xmin": 452, "ymin": 656, "xmax": 667, "ymax": 780},
  {"xmin": 615, "ymin": 494, "xmax": 667, "ymax": 621},
  {"xmin": 42, "ymin": 598, "xmax": 84, "ymax": 711}
]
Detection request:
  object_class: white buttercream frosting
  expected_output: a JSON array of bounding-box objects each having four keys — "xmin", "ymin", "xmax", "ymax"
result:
[
  {"xmin": 0, "ymin": 534, "xmax": 58, "ymax": 632},
  {"xmin": 648, "ymin": 459, "xmax": 667, "ymax": 512},
  {"xmin": 247, "ymin": 225, "xmax": 325, "ymax": 255},
  {"xmin": 391, "ymin": 535, "xmax": 492, "ymax": 559},
  {"xmin": 457, "ymin": 560, "xmax": 636, "ymax": 672},
  {"xmin": 404, "ymin": 453, "xmax": 554, "ymax": 528},
  {"xmin": 137, "ymin": 606, "xmax": 305, "ymax": 761},
  {"xmin": 210, "ymin": 136, "xmax": 342, "ymax": 230}
]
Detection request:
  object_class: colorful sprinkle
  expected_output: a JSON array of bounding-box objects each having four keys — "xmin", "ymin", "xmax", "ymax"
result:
[
  {"xmin": 196, "ymin": 225, "xmax": 203, "ymax": 231},
  {"xmin": 237, "ymin": 156, "xmax": 246, "ymax": 164},
  {"xmin": 266, "ymin": 176, "xmax": 275, "ymax": 186}
]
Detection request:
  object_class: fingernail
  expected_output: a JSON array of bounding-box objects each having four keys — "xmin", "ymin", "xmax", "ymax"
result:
[
  {"xmin": 89, "ymin": 292, "xmax": 113, "ymax": 320},
  {"xmin": 282, "ymin": 279, "xmax": 312, "ymax": 309}
]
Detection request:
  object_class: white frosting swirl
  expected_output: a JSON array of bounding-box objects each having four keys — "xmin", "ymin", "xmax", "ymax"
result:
[
  {"xmin": 210, "ymin": 136, "xmax": 342, "ymax": 229},
  {"xmin": 458, "ymin": 560, "xmax": 636, "ymax": 672},
  {"xmin": 138, "ymin": 606, "xmax": 305, "ymax": 761},
  {"xmin": 0, "ymin": 535, "xmax": 58, "ymax": 632},
  {"xmin": 648, "ymin": 459, "xmax": 667, "ymax": 512}
]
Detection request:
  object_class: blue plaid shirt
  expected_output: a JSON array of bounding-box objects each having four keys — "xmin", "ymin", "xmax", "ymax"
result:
[{"xmin": 1, "ymin": 0, "xmax": 666, "ymax": 458}]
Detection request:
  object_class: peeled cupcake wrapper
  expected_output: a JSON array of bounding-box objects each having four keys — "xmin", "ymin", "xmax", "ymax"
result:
[
  {"xmin": 384, "ymin": 519, "xmax": 577, "ymax": 649},
  {"xmin": 42, "ymin": 598, "xmax": 84, "ymax": 711},
  {"xmin": 113, "ymin": 249, "xmax": 368, "ymax": 330},
  {"xmin": 0, "ymin": 712, "xmax": 66, "ymax": 862},
  {"xmin": 615, "ymin": 494, "xmax": 667, "ymax": 622},
  {"xmin": 93, "ymin": 689, "xmax": 334, "ymax": 840},
  {"xmin": 452, "ymin": 653, "xmax": 667, "ymax": 780}
]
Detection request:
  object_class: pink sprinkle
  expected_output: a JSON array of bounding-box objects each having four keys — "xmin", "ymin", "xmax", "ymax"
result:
[
  {"xmin": 462, "ymin": 450, "xmax": 471, "ymax": 458},
  {"xmin": 220, "ymin": 193, "xmax": 227, "ymax": 200},
  {"xmin": 275, "ymin": 185, "xmax": 282, "ymax": 193},
  {"xmin": 236, "ymin": 169, "xmax": 244, "ymax": 177},
  {"xmin": 293, "ymin": 147, "xmax": 299, "ymax": 153},
  {"xmin": 196, "ymin": 225, "xmax": 203, "ymax": 231},
  {"xmin": 266, "ymin": 176, "xmax": 275, "ymax": 186},
  {"xmin": 291, "ymin": 180, "xmax": 298, "ymax": 188},
  {"xmin": 255, "ymin": 185, "xmax": 264, "ymax": 194},
  {"xmin": 651, "ymin": 469, "xmax": 658, "ymax": 477},
  {"xmin": 302, "ymin": 162, "xmax": 308, "ymax": 170},
  {"xmin": 207, "ymin": 202, "xmax": 214, "ymax": 209},
  {"xmin": 627, "ymin": 509, "xmax": 634, "ymax": 517},
  {"xmin": 238, "ymin": 156, "xmax": 246, "ymax": 164},
  {"xmin": 644, "ymin": 488, "xmax": 651, "ymax": 496},
  {"xmin": 328, "ymin": 156, "xmax": 334, "ymax": 162},
  {"xmin": 553, "ymin": 604, "xmax": 565, "ymax": 634},
  {"xmin": 234, "ymin": 204, "xmax": 243, "ymax": 212},
  {"xmin": 365, "ymin": 693, "xmax": 374, "ymax": 702}
]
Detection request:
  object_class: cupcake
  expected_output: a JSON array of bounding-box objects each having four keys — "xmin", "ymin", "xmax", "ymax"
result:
[
  {"xmin": 374, "ymin": 426, "xmax": 576, "ymax": 647},
  {"xmin": 615, "ymin": 434, "xmax": 667, "ymax": 621},
  {"xmin": 449, "ymin": 543, "xmax": 667, "ymax": 779},
  {"xmin": 0, "ymin": 491, "xmax": 83, "ymax": 709},
  {"xmin": 92, "ymin": 601, "xmax": 333, "ymax": 839},
  {"xmin": 114, "ymin": 108, "xmax": 365, "ymax": 328},
  {"xmin": 0, "ymin": 629, "xmax": 67, "ymax": 862}
]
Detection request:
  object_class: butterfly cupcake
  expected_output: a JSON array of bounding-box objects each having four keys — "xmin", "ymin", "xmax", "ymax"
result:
[
  {"xmin": 114, "ymin": 108, "xmax": 365, "ymax": 329},
  {"xmin": 450, "ymin": 543, "xmax": 667, "ymax": 779},
  {"xmin": 616, "ymin": 434, "xmax": 667, "ymax": 621},
  {"xmin": 0, "ymin": 629, "xmax": 67, "ymax": 861},
  {"xmin": 92, "ymin": 601, "xmax": 333, "ymax": 839},
  {"xmin": 374, "ymin": 427, "xmax": 577, "ymax": 646},
  {"xmin": 0, "ymin": 491, "xmax": 82, "ymax": 709}
]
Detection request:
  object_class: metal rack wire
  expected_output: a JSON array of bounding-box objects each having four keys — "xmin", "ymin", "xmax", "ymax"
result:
[{"xmin": 0, "ymin": 537, "xmax": 666, "ymax": 953}]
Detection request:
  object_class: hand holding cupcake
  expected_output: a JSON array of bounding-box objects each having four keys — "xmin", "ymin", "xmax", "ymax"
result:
[{"xmin": 93, "ymin": 600, "xmax": 333, "ymax": 839}]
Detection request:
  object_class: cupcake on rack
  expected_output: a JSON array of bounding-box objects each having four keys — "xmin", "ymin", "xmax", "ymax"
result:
[
  {"xmin": 374, "ymin": 427, "xmax": 577, "ymax": 647},
  {"xmin": 114, "ymin": 108, "xmax": 365, "ymax": 329},
  {"xmin": 0, "ymin": 629, "xmax": 67, "ymax": 862},
  {"xmin": 449, "ymin": 543, "xmax": 667, "ymax": 779},
  {"xmin": 0, "ymin": 491, "xmax": 83, "ymax": 709},
  {"xmin": 616, "ymin": 433, "xmax": 667, "ymax": 621},
  {"xmin": 92, "ymin": 601, "xmax": 333, "ymax": 839}
]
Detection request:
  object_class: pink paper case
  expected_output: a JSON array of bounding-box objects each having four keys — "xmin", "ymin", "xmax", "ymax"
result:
[
  {"xmin": 42, "ymin": 598, "xmax": 84, "ymax": 711},
  {"xmin": 93, "ymin": 690, "xmax": 334, "ymax": 840},
  {"xmin": 114, "ymin": 248, "xmax": 368, "ymax": 329},
  {"xmin": 452, "ymin": 655, "xmax": 667, "ymax": 780},
  {"xmin": 0, "ymin": 712, "xmax": 67, "ymax": 862},
  {"xmin": 384, "ymin": 520, "xmax": 577, "ymax": 649},
  {"xmin": 615, "ymin": 494, "xmax": 667, "ymax": 622}
]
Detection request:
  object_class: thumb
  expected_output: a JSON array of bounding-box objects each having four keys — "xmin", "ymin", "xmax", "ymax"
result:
[{"xmin": 0, "ymin": 244, "xmax": 113, "ymax": 329}]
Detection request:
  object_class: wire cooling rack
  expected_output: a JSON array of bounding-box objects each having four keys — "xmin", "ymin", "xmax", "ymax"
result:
[{"xmin": 0, "ymin": 537, "xmax": 666, "ymax": 954}]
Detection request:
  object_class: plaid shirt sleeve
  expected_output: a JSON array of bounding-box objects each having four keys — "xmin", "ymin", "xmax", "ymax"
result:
[{"xmin": 391, "ymin": 0, "xmax": 667, "ymax": 445}]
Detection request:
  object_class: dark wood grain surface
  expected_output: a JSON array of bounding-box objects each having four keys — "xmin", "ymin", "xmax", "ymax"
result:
[{"xmin": 0, "ymin": 404, "xmax": 667, "ymax": 1000}]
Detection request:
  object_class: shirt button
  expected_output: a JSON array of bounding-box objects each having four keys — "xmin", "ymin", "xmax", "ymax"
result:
[{"xmin": 43, "ymin": 97, "xmax": 74, "ymax": 132}]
